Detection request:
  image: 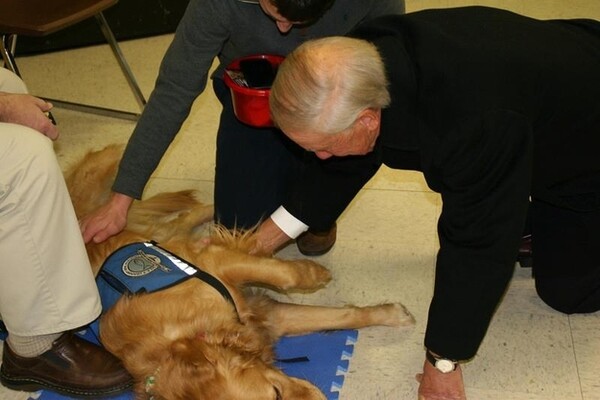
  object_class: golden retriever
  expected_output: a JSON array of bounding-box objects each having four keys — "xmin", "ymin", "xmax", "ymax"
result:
[{"xmin": 65, "ymin": 145, "xmax": 414, "ymax": 400}]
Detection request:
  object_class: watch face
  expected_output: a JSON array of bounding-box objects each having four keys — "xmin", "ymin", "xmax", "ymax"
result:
[{"xmin": 435, "ymin": 359, "xmax": 456, "ymax": 373}]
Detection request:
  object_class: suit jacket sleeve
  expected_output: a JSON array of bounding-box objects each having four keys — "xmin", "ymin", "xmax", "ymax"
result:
[
  {"xmin": 282, "ymin": 149, "xmax": 383, "ymax": 231},
  {"xmin": 424, "ymin": 109, "xmax": 533, "ymax": 359}
]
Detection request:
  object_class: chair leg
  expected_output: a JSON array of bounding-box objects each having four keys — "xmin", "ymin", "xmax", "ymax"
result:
[
  {"xmin": 45, "ymin": 11, "xmax": 146, "ymax": 121},
  {"xmin": 2, "ymin": 34, "xmax": 57, "ymax": 124},
  {"xmin": 9, "ymin": 12, "xmax": 148, "ymax": 121},
  {"xmin": 1, "ymin": 34, "xmax": 21, "ymax": 76},
  {"xmin": 95, "ymin": 12, "xmax": 146, "ymax": 110}
]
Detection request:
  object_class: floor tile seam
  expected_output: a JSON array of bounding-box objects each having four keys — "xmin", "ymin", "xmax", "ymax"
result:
[{"xmin": 567, "ymin": 315, "xmax": 586, "ymax": 400}]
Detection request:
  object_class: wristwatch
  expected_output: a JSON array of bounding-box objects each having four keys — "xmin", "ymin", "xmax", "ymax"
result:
[{"xmin": 426, "ymin": 349, "xmax": 458, "ymax": 373}]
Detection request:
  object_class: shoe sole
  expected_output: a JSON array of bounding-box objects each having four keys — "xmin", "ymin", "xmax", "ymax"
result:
[
  {"xmin": 297, "ymin": 242, "xmax": 335, "ymax": 256},
  {"xmin": 0, "ymin": 364, "xmax": 132, "ymax": 398}
]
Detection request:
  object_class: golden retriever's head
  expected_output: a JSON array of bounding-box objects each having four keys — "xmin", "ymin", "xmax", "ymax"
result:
[{"xmin": 127, "ymin": 336, "xmax": 326, "ymax": 400}]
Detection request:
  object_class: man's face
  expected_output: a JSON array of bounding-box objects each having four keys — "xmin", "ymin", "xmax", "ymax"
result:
[
  {"xmin": 257, "ymin": 0, "xmax": 303, "ymax": 33},
  {"xmin": 284, "ymin": 109, "xmax": 382, "ymax": 160}
]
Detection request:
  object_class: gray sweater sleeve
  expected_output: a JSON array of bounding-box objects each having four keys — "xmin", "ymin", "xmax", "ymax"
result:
[{"xmin": 113, "ymin": 0, "xmax": 229, "ymax": 198}]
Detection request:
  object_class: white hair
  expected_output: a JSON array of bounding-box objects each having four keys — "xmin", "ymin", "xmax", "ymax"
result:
[{"xmin": 270, "ymin": 36, "xmax": 390, "ymax": 135}]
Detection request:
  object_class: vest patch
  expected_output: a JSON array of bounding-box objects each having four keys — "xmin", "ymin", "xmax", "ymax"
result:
[
  {"xmin": 96, "ymin": 242, "xmax": 196, "ymax": 311},
  {"xmin": 122, "ymin": 250, "xmax": 168, "ymax": 277}
]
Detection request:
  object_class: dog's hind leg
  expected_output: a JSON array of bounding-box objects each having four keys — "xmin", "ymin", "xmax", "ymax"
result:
[{"xmin": 254, "ymin": 299, "xmax": 415, "ymax": 337}]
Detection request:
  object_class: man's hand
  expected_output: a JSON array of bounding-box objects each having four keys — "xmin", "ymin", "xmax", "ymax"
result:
[
  {"xmin": 0, "ymin": 93, "xmax": 58, "ymax": 139},
  {"xmin": 79, "ymin": 193, "xmax": 134, "ymax": 243},
  {"xmin": 417, "ymin": 358, "xmax": 467, "ymax": 400},
  {"xmin": 252, "ymin": 217, "xmax": 293, "ymax": 255}
]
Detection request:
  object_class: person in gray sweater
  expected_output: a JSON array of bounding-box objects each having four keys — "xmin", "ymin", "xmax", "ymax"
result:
[{"xmin": 80, "ymin": 0, "xmax": 405, "ymax": 256}]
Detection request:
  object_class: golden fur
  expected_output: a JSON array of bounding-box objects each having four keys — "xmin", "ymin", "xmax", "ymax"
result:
[{"xmin": 65, "ymin": 145, "xmax": 414, "ymax": 400}]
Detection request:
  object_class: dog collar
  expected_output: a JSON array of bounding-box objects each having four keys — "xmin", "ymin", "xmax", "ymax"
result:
[{"xmin": 145, "ymin": 367, "xmax": 160, "ymax": 399}]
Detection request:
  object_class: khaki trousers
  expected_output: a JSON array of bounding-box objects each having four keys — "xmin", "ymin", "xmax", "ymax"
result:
[{"xmin": 0, "ymin": 68, "xmax": 101, "ymax": 336}]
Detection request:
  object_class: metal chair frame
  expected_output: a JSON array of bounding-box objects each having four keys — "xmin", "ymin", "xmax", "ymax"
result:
[{"xmin": 0, "ymin": 1, "xmax": 146, "ymax": 120}]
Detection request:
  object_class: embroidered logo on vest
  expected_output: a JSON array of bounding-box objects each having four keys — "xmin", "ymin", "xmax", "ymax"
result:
[{"xmin": 122, "ymin": 250, "xmax": 172, "ymax": 277}]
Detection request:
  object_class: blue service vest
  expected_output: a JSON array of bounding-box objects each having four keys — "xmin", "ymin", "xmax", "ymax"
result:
[{"xmin": 88, "ymin": 242, "xmax": 236, "ymax": 339}]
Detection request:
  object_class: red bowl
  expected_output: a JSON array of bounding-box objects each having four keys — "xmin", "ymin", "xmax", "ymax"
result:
[{"xmin": 223, "ymin": 54, "xmax": 285, "ymax": 128}]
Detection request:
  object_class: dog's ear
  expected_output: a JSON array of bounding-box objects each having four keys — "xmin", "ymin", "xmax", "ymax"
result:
[
  {"xmin": 169, "ymin": 336, "xmax": 217, "ymax": 366},
  {"xmin": 208, "ymin": 328, "xmax": 274, "ymax": 364},
  {"xmin": 148, "ymin": 337, "xmax": 218, "ymax": 399},
  {"xmin": 156, "ymin": 336, "xmax": 272, "ymax": 400}
]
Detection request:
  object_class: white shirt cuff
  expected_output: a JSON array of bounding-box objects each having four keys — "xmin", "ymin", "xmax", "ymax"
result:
[{"xmin": 270, "ymin": 206, "xmax": 309, "ymax": 239}]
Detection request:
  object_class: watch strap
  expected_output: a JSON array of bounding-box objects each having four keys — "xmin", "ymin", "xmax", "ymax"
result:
[{"xmin": 426, "ymin": 349, "xmax": 457, "ymax": 373}]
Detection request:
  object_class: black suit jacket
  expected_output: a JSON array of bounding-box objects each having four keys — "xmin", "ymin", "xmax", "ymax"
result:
[{"xmin": 282, "ymin": 7, "xmax": 600, "ymax": 359}]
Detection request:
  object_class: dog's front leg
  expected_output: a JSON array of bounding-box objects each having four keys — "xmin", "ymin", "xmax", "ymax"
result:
[{"xmin": 203, "ymin": 245, "xmax": 332, "ymax": 291}]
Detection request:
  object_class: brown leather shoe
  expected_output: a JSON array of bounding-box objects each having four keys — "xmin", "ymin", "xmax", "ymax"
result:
[
  {"xmin": 0, "ymin": 332, "xmax": 132, "ymax": 398},
  {"xmin": 296, "ymin": 223, "xmax": 337, "ymax": 256}
]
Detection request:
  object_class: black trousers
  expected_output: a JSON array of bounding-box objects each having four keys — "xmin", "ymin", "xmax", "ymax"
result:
[
  {"xmin": 212, "ymin": 79, "xmax": 305, "ymax": 229},
  {"xmin": 532, "ymin": 199, "xmax": 600, "ymax": 314}
]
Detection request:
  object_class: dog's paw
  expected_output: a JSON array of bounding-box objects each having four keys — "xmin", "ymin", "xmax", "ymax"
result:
[
  {"xmin": 373, "ymin": 303, "xmax": 415, "ymax": 328},
  {"xmin": 290, "ymin": 259, "xmax": 332, "ymax": 289},
  {"xmin": 390, "ymin": 303, "xmax": 416, "ymax": 327}
]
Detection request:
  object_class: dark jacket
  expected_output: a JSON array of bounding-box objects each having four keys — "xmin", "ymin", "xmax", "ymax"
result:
[{"xmin": 283, "ymin": 7, "xmax": 600, "ymax": 359}]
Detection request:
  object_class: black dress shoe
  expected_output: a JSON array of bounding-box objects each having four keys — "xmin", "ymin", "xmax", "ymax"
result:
[
  {"xmin": 297, "ymin": 223, "xmax": 337, "ymax": 256},
  {"xmin": 517, "ymin": 234, "xmax": 532, "ymax": 268},
  {"xmin": 0, "ymin": 332, "xmax": 132, "ymax": 398}
]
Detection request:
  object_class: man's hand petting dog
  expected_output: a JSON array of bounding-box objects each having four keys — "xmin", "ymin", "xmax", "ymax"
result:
[
  {"xmin": 252, "ymin": 216, "xmax": 293, "ymax": 255},
  {"xmin": 80, "ymin": 192, "xmax": 133, "ymax": 243}
]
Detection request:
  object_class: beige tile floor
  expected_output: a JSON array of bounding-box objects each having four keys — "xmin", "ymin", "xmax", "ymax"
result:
[{"xmin": 2, "ymin": 1, "xmax": 600, "ymax": 399}]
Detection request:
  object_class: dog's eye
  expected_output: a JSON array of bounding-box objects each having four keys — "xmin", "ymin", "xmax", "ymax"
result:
[{"xmin": 274, "ymin": 386, "xmax": 282, "ymax": 400}]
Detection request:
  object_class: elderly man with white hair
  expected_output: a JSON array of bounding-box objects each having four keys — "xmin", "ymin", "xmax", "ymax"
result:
[{"xmin": 254, "ymin": 7, "xmax": 600, "ymax": 399}]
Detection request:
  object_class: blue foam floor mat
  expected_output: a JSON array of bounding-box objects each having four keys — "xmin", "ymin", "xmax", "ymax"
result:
[
  {"xmin": 1, "ymin": 326, "xmax": 358, "ymax": 400},
  {"xmin": 275, "ymin": 330, "xmax": 359, "ymax": 400}
]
